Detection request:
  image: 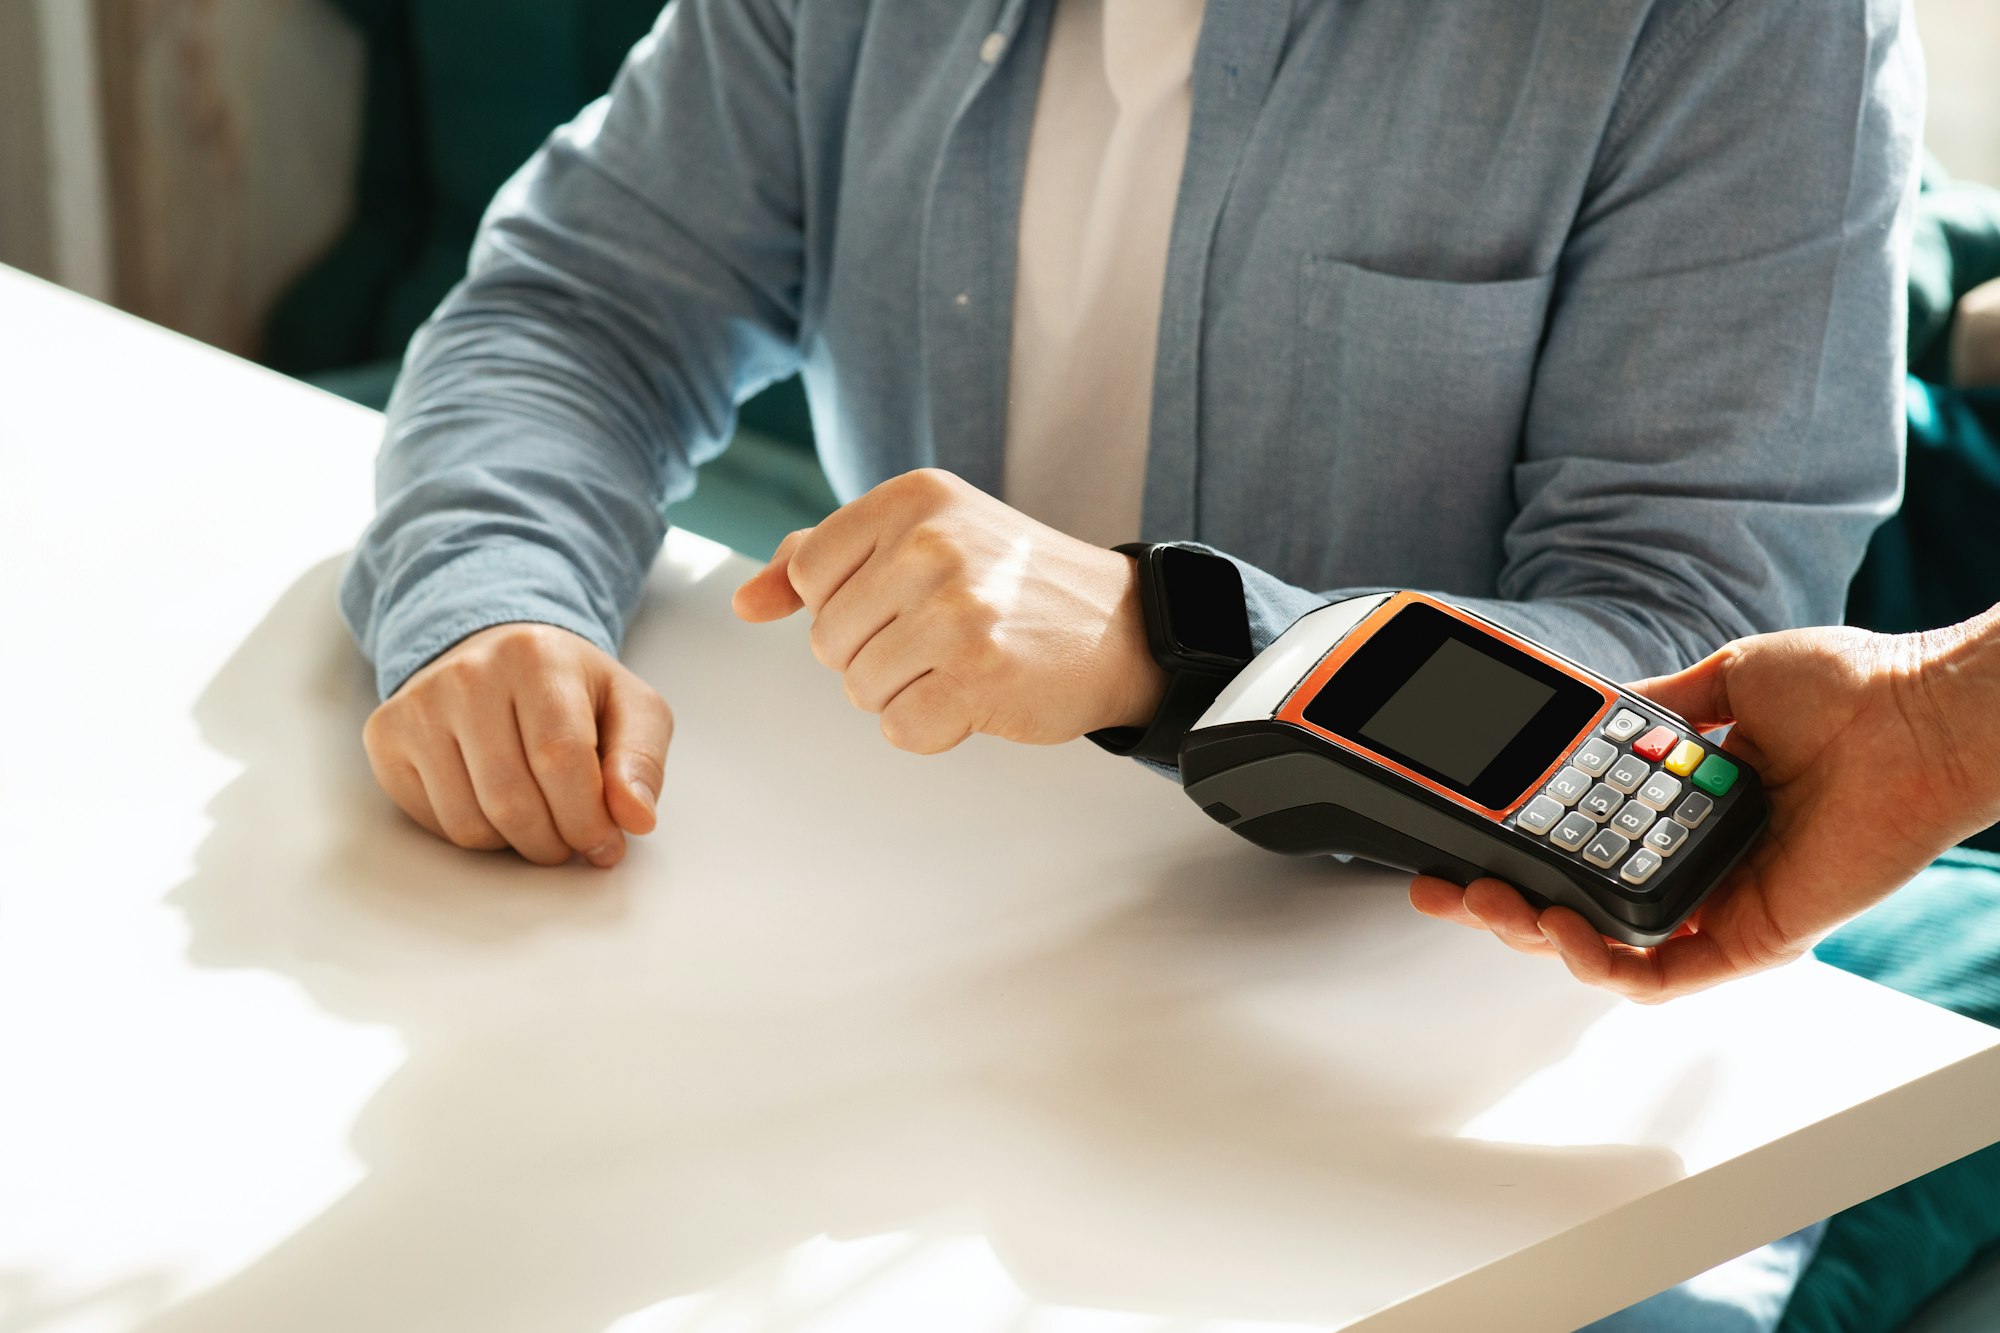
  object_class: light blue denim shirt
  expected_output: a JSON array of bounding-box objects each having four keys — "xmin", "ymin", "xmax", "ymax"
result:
[{"xmin": 342, "ymin": 0, "xmax": 1920, "ymax": 703}]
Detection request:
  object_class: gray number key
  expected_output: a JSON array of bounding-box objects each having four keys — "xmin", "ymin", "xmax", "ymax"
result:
[
  {"xmin": 1644, "ymin": 819, "xmax": 1690, "ymax": 857},
  {"xmin": 1606, "ymin": 754, "xmax": 1649, "ymax": 794},
  {"xmin": 1545, "ymin": 766, "xmax": 1591, "ymax": 806},
  {"xmin": 1582, "ymin": 828, "xmax": 1632, "ymax": 869},
  {"xmin": 1550, "ymin": 812, "xmax": 1596, "ymax": 853},
  {"xmin": 1515, "ymin": 795, "xmax": 1566, "ymax": 836},
  {"xmin": 1637, "ymin": 771, "xmax": 1684, "ymax": 811},
  {"xmin": 1578, "ymin": 783, "xmax": 1623, "ymax": 822},
  {"xmin": 1571, "ymin": 738, "xmax": 1617, "ymax": 777},
  {"xmin": 1610, "ymin": 801, "xmax": 1657, "ymax": 839}
]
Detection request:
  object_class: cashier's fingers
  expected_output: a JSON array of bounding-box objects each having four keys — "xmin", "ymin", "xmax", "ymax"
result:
[
  {"xmin": 1628, "ymin": 650, "xmax": 1736, "ymax": 732},
  {"xmin": 1461, "ymin": 878, "xmax": 1559, "ymax": 956},
  {"xmin": 1536, "ymin": 905, "xmax": 1731, "ymax": 1003},
  {"xmin": 1413, "ymin": 876, "xmax": 1558, "ymax": 958},
  {"xmin": 1408, "ymin": 876, "xmax": 1485, "ymax": 929}
]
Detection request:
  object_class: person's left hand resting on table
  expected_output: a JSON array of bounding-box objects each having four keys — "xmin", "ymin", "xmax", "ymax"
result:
[{"xmin": 733, "ymin": 469, "xmax": 1168, "ymax": 753}]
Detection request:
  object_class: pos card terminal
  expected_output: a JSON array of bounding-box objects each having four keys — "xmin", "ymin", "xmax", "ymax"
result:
[{"xmin": 1177, "ymin": 590, "xmax": 1768, "ymax": 948}]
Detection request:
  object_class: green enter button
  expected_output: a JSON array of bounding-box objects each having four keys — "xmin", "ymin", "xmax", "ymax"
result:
[{"xmin": 1691, "ymin": 754, "xmax": 1739, "ymax": 797}]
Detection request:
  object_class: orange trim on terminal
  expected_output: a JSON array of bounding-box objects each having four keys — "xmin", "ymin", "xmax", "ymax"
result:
[{"xmin": 1271, "ymin": 591, "xmax": 1618, "ymax": 819}]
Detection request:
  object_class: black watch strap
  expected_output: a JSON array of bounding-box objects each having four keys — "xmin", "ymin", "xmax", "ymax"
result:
[
  {"xmin": 1087, "ymin": 541, "xmax": 1248, "ymax": 767},
  {"xmin": 1087, "ymin": 665, "xmax": 1235, "ymax": 766}
]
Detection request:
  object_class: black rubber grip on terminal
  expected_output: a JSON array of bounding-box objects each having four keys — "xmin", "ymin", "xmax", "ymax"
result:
[{"xmin": 1229, "ymin": 802, "xmax": 1487, "ymax": 885}]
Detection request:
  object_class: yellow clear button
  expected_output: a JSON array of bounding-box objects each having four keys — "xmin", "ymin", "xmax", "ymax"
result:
[{"xmin": 1664, "ymin": 738, "xmax": 1706, "ymax": 776}]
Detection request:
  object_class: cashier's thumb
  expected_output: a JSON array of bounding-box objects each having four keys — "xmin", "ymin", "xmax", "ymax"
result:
[
  {"xmin": 600, "ymin": 670, "xmax": 673, "ymax": 835},
  {"xmin": 1630, "ymin": 650, "xmax": 1734, "ymax": 732}
]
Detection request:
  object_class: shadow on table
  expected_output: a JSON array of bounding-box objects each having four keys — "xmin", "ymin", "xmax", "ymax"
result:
[{"xmin": 126, "ymin": 557, "xmax": 1675, "ymax": 1333}]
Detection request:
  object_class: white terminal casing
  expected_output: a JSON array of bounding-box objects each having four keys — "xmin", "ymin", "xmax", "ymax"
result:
[{"xmin": 1194, "ymin": 593, "xmax": 1392, "ymax": 731}]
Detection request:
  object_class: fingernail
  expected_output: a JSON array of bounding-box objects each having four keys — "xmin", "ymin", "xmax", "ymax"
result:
[
  {"xmin": 586, "ymin": 843, "xmax": 620, "ymax": 868},
  {"xmin": 1539, "ymin": 921, "xmax": 1559, "ymax": 944},
  {"xmin": 625, "ymin": 769, "xmax": 658, "ymax": 813}
]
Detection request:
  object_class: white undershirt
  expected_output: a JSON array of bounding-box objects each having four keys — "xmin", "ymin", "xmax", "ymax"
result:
[{"xmin": 1002, "ymin": 0, "xmax": 1206, "ymax": 547}]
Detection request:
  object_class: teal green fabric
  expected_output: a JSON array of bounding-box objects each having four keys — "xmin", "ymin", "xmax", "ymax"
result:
[
  {"xmin": 1805, "ymin": 247, "xmax": 2000, "ymax": 1317},
  {"xmin": 664, "ymin": 428, "xmax": 839, "ymax": 563},
  {"xmin": 1849, "ymin": 163, "xmax": 2000, "ymax": 640},
  {"xmin": 383, "ymin": 0, "xmax": 667, "ymax": 357},
  {"xmin": 1907, "ymin": 164, "xmax": 2000, "ymax": 386},
  {"xmin": 1848, "ymin": 381, "xmax": 2000, "ymax": 638},
  {"xmin": 264, "ymin": 0, "xmax": 424, "ymax": 376},
  {"xmin": 269, "ymin": 0, "xmax": 671, "ymax": 379},
  {"xmin": 266, "ymin": 0, "xmax": 826, "ymax": 551},
  {"xmin": 1846, "ymin": 165, "xmax": 2000, "ymax": 855},
  {"xmin": 1779, "ymin": 852, "xmax": 2000, "ymax": 1333}
]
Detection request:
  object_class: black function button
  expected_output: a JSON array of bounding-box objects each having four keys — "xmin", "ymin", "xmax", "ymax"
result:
[{"xmin": 1673, "ymin": 792, "xmax": 1715, "ymax": 829}]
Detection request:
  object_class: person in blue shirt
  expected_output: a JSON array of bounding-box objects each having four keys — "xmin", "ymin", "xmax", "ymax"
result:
[
  {"xmin": 331, "ymin": 4, "xmax": 1939, "ymax": 1326},
  {"xmin": 343, "ymin": 0, "xmax": 1922, "ymax": 878}
]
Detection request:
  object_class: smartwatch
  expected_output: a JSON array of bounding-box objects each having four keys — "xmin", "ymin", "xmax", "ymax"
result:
[{"xmin": 1088, "ymin": 542, "xmax": 1254, "ymax": 766}]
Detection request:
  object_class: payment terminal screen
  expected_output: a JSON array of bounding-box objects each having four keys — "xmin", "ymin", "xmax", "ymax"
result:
[
  {"xmin": 1359, "ymin": 639, "xmax": 1557, "ymax": 786},
  {"xmin": 1302, "ymin": 602, "xmax": 1604, "ymax": 807}
]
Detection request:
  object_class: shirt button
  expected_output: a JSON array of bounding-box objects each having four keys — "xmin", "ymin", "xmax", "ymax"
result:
[{"xmin": 979, "ymin": 32, "xmax": 1007, "ymax": 64}]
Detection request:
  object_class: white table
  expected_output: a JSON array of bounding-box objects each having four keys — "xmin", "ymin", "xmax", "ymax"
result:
[{"xmin": 5, "ymin": 264, "xmax": 2000, "ymax": 1333}]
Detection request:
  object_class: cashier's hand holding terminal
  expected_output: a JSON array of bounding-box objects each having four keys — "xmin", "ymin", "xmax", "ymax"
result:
[{"xmin": 1413, "ymin": 608, "xmax": 2000, "ymax": 1002}]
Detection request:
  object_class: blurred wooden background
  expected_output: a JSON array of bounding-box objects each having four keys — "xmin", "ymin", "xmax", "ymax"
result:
[
  {"xmin": 1, "ymin": 0, "xmax": 360, "ymax": 355},
  {"xmin": 2, "ymin": 0, "xmax": 1997, "ymax": 358},
  {"xmin": 92, "ymin": 0, "xmax": 364, "ymax": 355}
]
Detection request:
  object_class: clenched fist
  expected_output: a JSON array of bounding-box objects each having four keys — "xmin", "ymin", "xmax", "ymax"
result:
[
  {"xmin": 732, "ymin": 469, "xmax": 1168, "ymax": 753},
  {"xmin": 362, "ymin": 623, "xmax": 673, "ymax": 866}
]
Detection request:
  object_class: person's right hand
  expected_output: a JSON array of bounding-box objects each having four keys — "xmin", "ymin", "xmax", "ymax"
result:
[
  {"xmin": 1412, "ymin": 613, "xmax": 2000, "ymax": 1000},
  {"xmin": 362, "ymin": 623, "xmax": 673, "ymax": 867}
]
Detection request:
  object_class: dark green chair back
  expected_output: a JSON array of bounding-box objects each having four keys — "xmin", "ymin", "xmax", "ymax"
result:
[{"xmin": 264, "ymin": 0, "xmax": 812, "ymax": 448}]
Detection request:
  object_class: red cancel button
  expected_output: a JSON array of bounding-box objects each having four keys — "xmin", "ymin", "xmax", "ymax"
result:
[{"xmin": 1632, "ymin": 726, "xmax": 1678, "ymax": 762}]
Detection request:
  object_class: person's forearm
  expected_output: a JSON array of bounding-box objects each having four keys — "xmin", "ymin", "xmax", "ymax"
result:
[{"xmin": 343, "ymin": 0, "xmax": 810, "ymax": 697}]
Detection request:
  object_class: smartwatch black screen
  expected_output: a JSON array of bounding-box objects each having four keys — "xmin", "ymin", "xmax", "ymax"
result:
[{"xmin": 1159, "ymin": 546, "xmax": 1252, "ymax": 665}]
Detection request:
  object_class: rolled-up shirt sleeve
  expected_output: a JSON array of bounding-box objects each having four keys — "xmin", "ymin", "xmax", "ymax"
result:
[
  {"xmin": 1230, "ymin": 0, "xmax": 1922, "ymax": 684},
  {"xmin": 340, "ymin": 0, "xmax": 805, "ymax": 699}
]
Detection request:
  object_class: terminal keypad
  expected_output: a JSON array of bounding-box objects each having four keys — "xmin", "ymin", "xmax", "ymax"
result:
[{"xmin": 1507, "ymin": 703, "xmax": 1741, "ymax": 892}]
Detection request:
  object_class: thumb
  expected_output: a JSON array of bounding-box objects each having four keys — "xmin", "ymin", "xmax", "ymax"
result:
[
  {"xmin": 1628, "ymin": 647, "xmax": 1735, "ymax": 731},
  {"xmin": 733, "ymin": 528, "xmax": 811, "ymax": 623},
  {"xmin": 599, "ymin": 667, "xmax": 673, "ymax": 836}
]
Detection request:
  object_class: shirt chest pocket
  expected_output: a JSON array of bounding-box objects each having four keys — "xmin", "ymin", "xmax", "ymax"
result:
[{"xmin": 1295, "ymin": 258, "xmax": 1556, "ymax": 485}]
